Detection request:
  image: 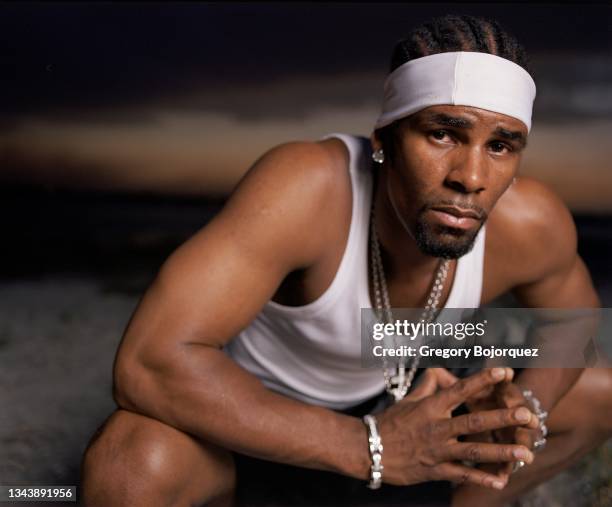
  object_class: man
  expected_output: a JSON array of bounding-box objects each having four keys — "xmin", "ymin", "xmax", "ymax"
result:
[{"xmin": 81, "ymin": 14, "xmax": 611, "ymax": 507}]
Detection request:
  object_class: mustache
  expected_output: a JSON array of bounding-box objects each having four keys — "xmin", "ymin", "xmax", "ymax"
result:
[{"xmin": 423, "ymin": 200, "xmax": 488, "ymax": 220}]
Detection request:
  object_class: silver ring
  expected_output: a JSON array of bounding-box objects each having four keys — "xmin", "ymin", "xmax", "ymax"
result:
[{"xmin": 512, "ymin": 460, "xmax": 525, "ymax": 474}]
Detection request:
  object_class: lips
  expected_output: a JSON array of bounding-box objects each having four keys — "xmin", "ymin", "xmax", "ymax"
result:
[
  {"xmin": 430, "ymin": 205, "xmax": 481, "ymax": 220},
  {"xmin": 428, "ymin": 206, "xmax": 481, "ymax": 230}
]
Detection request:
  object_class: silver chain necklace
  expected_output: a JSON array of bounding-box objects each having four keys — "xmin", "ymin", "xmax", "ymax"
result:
[{"xmin": 370, "ymin": 204, "xmax": 451, "ymax": 402}]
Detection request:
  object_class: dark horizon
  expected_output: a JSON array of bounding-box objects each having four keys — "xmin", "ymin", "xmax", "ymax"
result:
[{"xmin": 2, "ymin": 184, "xmax": 610, "ymax": 304}]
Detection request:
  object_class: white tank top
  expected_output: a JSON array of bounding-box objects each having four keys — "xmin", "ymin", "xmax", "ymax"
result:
[{"xmin": 224, "ymin": 133, "xmax": 486, "ymax": 409}]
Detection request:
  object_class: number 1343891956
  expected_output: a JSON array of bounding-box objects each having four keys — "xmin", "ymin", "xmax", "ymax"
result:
[{"xmin": 1, "ymin": 486, "xmax": 75, "ymax": 502}]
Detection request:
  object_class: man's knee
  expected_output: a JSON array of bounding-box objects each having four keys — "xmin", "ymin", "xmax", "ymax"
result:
[
  {"xmin": 82, "ymin": 409, "xmax": 177, "ymax": 505},
  {"xmin": 81, "ymin": 409, "xmax": 235, "ymax": 506}
]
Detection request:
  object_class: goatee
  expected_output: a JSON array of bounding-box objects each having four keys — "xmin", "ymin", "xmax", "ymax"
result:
[{"xmin": 415, "ymin": 219, "xmax": 484, "ymax": 259}]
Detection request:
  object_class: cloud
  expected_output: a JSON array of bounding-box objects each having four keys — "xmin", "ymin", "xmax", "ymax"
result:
[
  {"xmin": 532, "ymin": 54, "xmax": 612, "ymax": 121},
  {"xmin": 0, "ymin": 98, "xmax": 379, "ymax": 195},
  {"xmin": 1, "ymin": 60, "xmax": 611, "ymax": 210},
  {"xmin": 2, "ymin": 51, "xmax": 610, "ymax": 141},
  {"xmin": 520, "ymin": 120, "xmax": 612, "ymax": 213},
  {"xmin": 1, "ymin": 88, "xmax": 611, "ymax": 212}
]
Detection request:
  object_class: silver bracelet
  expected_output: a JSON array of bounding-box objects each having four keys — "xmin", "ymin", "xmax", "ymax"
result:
[
  {"xmin": 512, "ymin": 390, "xmax": 549, "ymax": 474},
  {"xmin": 522, "ymin": 389, "xmax": 548, "ymax": 452},
  {"xmin": 363, "ymin": 414, "xmax": 384, "ymax": 489}
]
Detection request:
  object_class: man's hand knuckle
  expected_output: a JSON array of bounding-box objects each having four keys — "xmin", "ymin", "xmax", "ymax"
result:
[
  {"xmin": 430, "ymin": 465, "xmax": 442, "ymax": 481},
  {"xmin": 503, "ymin": 408, "xmax": 515, "ymax": 425},
  {"xmin": 468, "ymin": 413, "xmax": 485, "ymax": 432},
  {"xmin": 421, "ymin": 398, "xmax": 435, "ymax": 413},
  {"xmin": 467, "ymin": 444, "xmax": 481, "ymax": 461},
  {"xmin": 420, "ymin": 450, "xmax": 438, "ymax": 468},
  {"xmin": 454, "ymin": 380, "xmax": 470, "ymax": 397},
  {"xmin": 425, "ymin": 420, "xmax": 443, "ymax": 439},
  {"xmin": 422, "ymin": 422, "xmax": 434, "ymax": 439}
]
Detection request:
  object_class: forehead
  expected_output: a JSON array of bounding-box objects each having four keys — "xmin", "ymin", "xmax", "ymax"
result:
[{"xmin": 410, "ymin": 104, "xmax": 528, "ymax": 134}]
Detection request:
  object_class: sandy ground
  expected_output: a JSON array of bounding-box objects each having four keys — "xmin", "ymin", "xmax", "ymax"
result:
[
  {"xmin": 1, "ymin": 276, "xmax": 610, "ymax": 506},
  {"xmin": 0, "ymin": 277, "xmax": 137, "ymax": 505}
]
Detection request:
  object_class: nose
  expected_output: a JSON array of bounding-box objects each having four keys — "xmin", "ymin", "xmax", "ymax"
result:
[{"xmin": 444, "ymin": 146, "xmax": 487, "ymax": 194}]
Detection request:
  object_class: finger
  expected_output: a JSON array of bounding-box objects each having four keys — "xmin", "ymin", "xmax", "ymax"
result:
[
  {"xmin": 434, "ymin": 462, "xmax": 508, "ymax": 490},
  {"xmin": 468, "ymin": 462, "xmax": 512, "ymax": 487},
  {"xmin": 433, "ymin": 368, "xmax": 459, "ymax": 389},
  {"xmin": 515, "ymin": 427, "xmax": 538, "ymax": 450},
  {"xmin": 406, "ymin": 369, "xmax": 439, "ymax": 401},
  {"xmin": 463, "ymin": 430, "xmax": 495, "ymax": 444},
  {"xmin": 407, "ymin": 368, "xmax": 460, "ymax": 402},
  {"xmin": 437, "ymin": 442, "xmax": 534, "ymax": 464},
  {"xmin": 445, "ymin": 406, "xmax": 536, "ymax": 437},
  {"xmin": 525, "ymin": 411, "xmax": 541, "ymax": 430},
  {"xmin": 493, "ymin": 425, "xmax": 519, "ymax": 445},
  {"xmin": 437, "ymin": 368, "xmax": 511, "ymax": 411},
  {"xmin": 465, "ymin": 384, "xmax": 495, "ymax": 404},
  {"xmin": 497, "ymin": 383, "xmax": 525, "ymax": 409},
  {"xmin": 497, "ymin": 388, "xmax": 540, "ymax": 431},
  {"xmin": 476, "ymin": 462, "xmax": 510, "ymax": 480},
  {"xmin": 497, "ymin": 463, "xmax": 512, "ymax": 482}
]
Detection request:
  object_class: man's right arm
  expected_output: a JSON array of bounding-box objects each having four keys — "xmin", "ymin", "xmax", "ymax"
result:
[{"xmin": 113, "ymin": 140, "xmax": 372, "ymax": 479}]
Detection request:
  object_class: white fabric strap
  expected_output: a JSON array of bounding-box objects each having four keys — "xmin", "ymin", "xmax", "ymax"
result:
[{"xmin": 375, "ymin": 51, "xmax": 536, "ymax": 132}]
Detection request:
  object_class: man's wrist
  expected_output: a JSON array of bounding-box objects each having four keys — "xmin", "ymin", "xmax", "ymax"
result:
[
  {"xmin": 363, "ymin": 414, "xmax": 384, "ymax": 489},
  {"xmin": 329, "ymin": 413, "xmax": 373, "ymax": 481}
]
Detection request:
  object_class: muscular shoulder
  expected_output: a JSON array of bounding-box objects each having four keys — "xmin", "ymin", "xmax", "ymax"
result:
[
  {"xmin": 219, "ymin": 137, "xmax": 351, "ymax": 270},
  {"xmin": 239, "ymin": 138, "xmax": 348, "ymax": 198},
  {"xmin": 485, "ymin": 176, "xmax": 577, "ymax": 289}
]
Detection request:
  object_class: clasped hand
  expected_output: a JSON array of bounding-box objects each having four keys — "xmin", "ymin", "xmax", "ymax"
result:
[{"xmin": 376, "ymin": 367, "xmax": 539, "ymax": 490}]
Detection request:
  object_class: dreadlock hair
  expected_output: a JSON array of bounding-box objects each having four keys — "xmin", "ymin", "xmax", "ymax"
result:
[{"xmin": 377, "ymin": 14, "xmax": 531, "ymax": 164}]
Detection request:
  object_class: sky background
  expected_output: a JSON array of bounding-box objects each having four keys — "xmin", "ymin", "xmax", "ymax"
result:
[{"xmin": 1, "ymin": 2, "xmax": 611, "ymax": 211}]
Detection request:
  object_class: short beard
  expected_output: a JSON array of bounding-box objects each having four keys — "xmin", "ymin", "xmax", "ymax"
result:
[{"xmin": 414, "ymin": 218, "xmax": 483, "ymax": 259}]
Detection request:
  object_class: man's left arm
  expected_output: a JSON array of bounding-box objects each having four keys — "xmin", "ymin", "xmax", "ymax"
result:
[
  {"xmin": 508, "ymin": 178, "xmax": 600, "ymax": 412},
  {"xmin": 511, "ymin": 254, "xmax": 600, "ymax": 411}
]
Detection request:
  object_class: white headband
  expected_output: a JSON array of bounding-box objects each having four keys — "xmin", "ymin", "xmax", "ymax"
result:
[{"xmin": 374, "ymin": 51, "xmax": 536, "ymax": 132}]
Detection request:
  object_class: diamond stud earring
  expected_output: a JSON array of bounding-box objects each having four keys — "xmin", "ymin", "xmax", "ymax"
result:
[{"xmin": 372, "ymin": 149, "xmax": 385, "ymax": 164}]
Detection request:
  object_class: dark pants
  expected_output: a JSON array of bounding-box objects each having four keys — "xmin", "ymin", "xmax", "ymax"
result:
[{"xmin": 233, "ymin": 369, "xmax": 453, "ymax": 506}]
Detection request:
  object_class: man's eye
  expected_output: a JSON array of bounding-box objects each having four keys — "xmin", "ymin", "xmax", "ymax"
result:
[
  {"xmin": 490, "ymin": 141, "xmax": 511, "ymax": 153},
  {"xmin": 431, "ymin": 130, "xmax": 449, "ymax": 141}
]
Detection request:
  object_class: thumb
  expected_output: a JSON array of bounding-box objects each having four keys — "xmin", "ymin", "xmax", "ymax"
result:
[{"xmin": 406, "ymin": 368, "xmax": 458, "ymax": 401}]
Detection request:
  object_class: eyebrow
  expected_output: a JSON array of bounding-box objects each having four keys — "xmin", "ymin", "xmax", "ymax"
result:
[
  {"xmin": 423, "ymin": 113, "xmax": 473, "ymax": 129},
  {"xmin": 494, "ymin": 127, "xmax": 528, "ymax": 149},
  {"xmin": 421, "ymin": 112, "xmax": 527, "ymax": 149}
]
